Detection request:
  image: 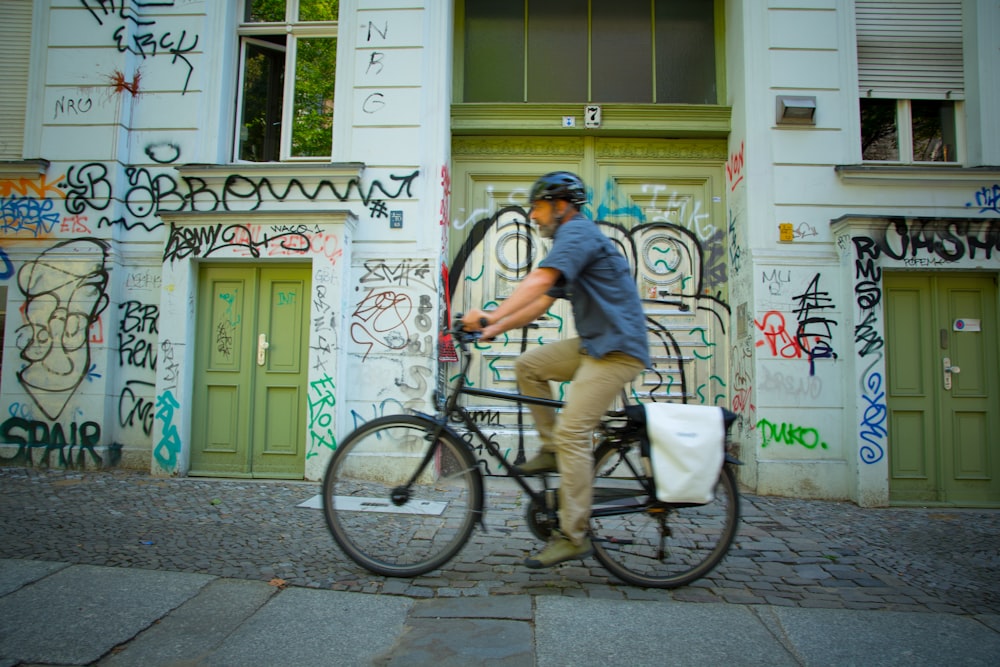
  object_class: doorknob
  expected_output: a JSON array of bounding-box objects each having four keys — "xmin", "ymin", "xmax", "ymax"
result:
[
  {"xmin": 257, "ymin": 333, "xmax": 270, "ymax": 366},
  {"xmin": 943, "ymin": 356, "xmax": 960, "ymax": 390}
]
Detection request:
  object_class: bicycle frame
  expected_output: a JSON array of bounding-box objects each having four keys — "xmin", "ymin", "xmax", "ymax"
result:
[{"xmin": 408, "ymin": 325, "xmax": 655, "ymax": 522}]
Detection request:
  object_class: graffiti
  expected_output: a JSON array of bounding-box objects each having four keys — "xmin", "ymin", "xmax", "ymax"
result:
[
  {"xmin": 119, "ymin": 380, "xmax": 155, "ymax": 437},
  {"xmin": 854, "ymin": 311, "xmax": 884, "ymax": 357},
  {"xmin": 859, "ymin": 363, "xmax": 887, "ymax": 464},
  {"xmin": 726, "ymin": 141, "xmax": 745, "ymax": 191},
  {"xmin": 54, "ymin": 95, "xmax": 95, "ymax": 120},
  {"xmin": 350, "ymin": 289, "xmax": 413, "ymax": 360},
  {"xmin": 757, "ymin": 418, "xmax": 828, "ymax": 450},
  {"xmin": 762, "ymin": 269, "xmax": 791, "ymax": 296},
  {"xmin": 307, "ymin": 376, "xmax": 337, "ymax": 459},
  {"xmin": 159, "ymin": 339, "xmax": 180, "ymax": 390},
  {"xmin": 755, "ymin": 311, "xmax": 805, "ymax": 360},
  {"xmin": 0, "ymin": 247, "xmax": 12, "ymax": 279},
  {"xmin": 1, "ymin": 196, "xmax": 60, "ymax": 237},
  {"xmin": 791, "ymin": 274, "xmax": 838, "ymax": 374},
  {"xmin": 118, "ymin": 301, "xmax": 158, "ymax": 370},
  {"xmin": 0, "ymin": 173, "xmax": 66, "ymax": 200},
  {"xmin": 359, "ymin": 259, "xmax": 434, "ymax": 290},
  {"xmin": 967, "ymin": 184, "xmax": 1000, "ymax": 215},
  {"xmin": 793, "ymin": 222, "xmax": 819, "ymax": 240},
  {"xmin": 62, "ymin": 163, "xmax": 113, "ymax": 214},
  {"xmin": 853, "ymin": 218, "xmax": 1000, "ymax": 263},
  {"xmin": 162, "ymin": 222, "xmax": 311, "ymax": 261},
  {"xmin": 0, "ymin": 417, "xmax": 108, "ymax": 468},
  {"xmin": 15, "ymin": 239, "xmax": 110, "ymax": 420},
  {"xmin": 60, "ymin": 214, "xmax": 92, "ymax": 234},
  {"xmin": 124, "ymin": 270, "xmax": 162, "ymax": 291},
  {"xmin": 728, "ymin": 209, "xmax": 743, "ymax": 277},
  {"xmin": 108, "ymin": 68, "xmax": 141, "ymax": 96},
  {"xmin": 760, "ymin": 366, "xmax": 823, "ymax": 400},
  {"xmin": 153, "ymin": 390, "xmax": 181, "ymax": 471}
]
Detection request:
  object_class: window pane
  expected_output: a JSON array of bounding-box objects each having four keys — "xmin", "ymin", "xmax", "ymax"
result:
[
  {"xmin": 592, "ymin": 0, "xmax": 652, "ymax": 103},
  {"xmin": 239, "ymin": 40, "xmax": 285, "ymax": 162},
  {"xmin": 860, "ymin": 98, "xmax": 899, "ymax": 161},
  {"xmin": 299, "ymin": 0, "xmax": 339, "ymax": 22},
  {"xmin": 655, "ymin": 0, "xmax": 716, "ymax": 104},
  {"xmin": 911, "ymin": 100, "xmax": 956, "ymax": 163},
  {"xmin": 246, "ymin": 0, "xmax": 286, "ymax": 23},
  {"xmin": 464, "ymin": 0, "xmax": 524, "ymax": 102},
  {"xmin": 527, "ymin": 0, "xmax": 587, "ymax": 103},
  {"xmin": 291, "ymin": 37, "xmax": 336, "ymax": 158}
]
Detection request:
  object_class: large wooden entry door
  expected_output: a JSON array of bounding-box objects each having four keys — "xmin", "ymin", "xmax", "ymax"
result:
[
  {"xmin": 885, "ymin": 273, "xmax": 1000, "ymax": 505},
  {"xmin": 189, "ymin": 264, "xmax": 311, "ymax": 478},
  {"xmin": 448, "ymin": 137, "xmax": 729, "ymax": 468}
]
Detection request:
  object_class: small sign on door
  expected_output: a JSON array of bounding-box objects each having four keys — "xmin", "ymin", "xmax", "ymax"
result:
[{"xmin": 954, "ymin": 319, "xmax": 981, "ymax": 332}]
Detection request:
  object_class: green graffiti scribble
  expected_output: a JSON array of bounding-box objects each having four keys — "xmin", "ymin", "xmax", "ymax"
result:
[
  {"xmin": 681, "ymin": 275, "xmax": 692, "ymax": 289},
  {"xmin": 546, "ymin": 309, "xmax": 564, "ymax": 332},
  {"xmin": 557, "ymin": 381, "xmax": 570, "ymax": 401},
  {"xmin": 714, "ymin": 393, "xmax": 726, "ymax": 404},
  {"xmin": 448, "ymin": 372, "xmax": 473, "ymax": 386},
  {"xmin": 692, "ymin": 327, "xmax": 715, "ymax": 347},
  {"xmin": 757, "ymin": 418, "xmax": 828, "ymax": 450},
  {"xmin": 697, "ymin": 385, "xmax": 707, "ymax": 403},
  {"xmin": 709, "ymin": 374, "xmax": 726, "ymax": 387},
  {"xmin": 464, "ymin": 266, "xmax": 485, "ymax": 282},
  {"xmin": 487, "ymin": 357, "xmax": 502, "ymax": 382},
  {"xmin": 694, "ymin": 349, "xmax": 713, "ymax": 360}
]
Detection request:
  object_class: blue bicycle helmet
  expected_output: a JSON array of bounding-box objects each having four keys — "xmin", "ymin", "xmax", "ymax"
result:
[{"xmin": 529, "ymin": 171, "xmax": 588, "ymax": 206}]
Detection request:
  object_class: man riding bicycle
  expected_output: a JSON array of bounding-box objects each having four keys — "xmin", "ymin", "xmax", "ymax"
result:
[{"xmin": 462, "ymin": 171, "xmax": 650, "ymax": 569}]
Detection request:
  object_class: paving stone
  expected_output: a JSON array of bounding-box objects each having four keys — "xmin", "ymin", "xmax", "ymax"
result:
[{"xmin": 0, "ymin": 468, "xmax": 997, "ymax": 615}]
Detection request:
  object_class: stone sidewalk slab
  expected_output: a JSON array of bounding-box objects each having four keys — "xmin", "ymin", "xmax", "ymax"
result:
[
  {"xmin": 535, "ymin": 596, "xmax": 798, "ymax": 666},
  {"xmin": 198, "ymin": 587, "xmax": 413, "ymax": 667},
  {"xmin": 0, "ymin": 563, "xmax": 213, "ymax": 666},
  {"xmin": 99, "ymin": 578, "xmax": 279, "ymax": 666},
  {"xmin": 763, "ymin": 605, "xmax": 1000, "ymax": 666}
]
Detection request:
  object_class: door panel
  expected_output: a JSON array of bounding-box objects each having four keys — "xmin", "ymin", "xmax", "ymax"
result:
[
  {"xmin": 251, "ymin": 269, "xmax": 310, "ymax": 476},
  {"xmin": 190, "ymin": 265, "xmax": 310, "ymax": 478},
  {"xmin": 885, "ymin": 273, "xmax": 999, "ymax": 505},
  {"xmin": 192, "ymin": 270, "xmax": 253, "ymax": 474}
]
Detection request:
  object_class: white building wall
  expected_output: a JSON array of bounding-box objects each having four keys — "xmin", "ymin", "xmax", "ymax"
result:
[
  {"xmin": 1, "ymin": 0, "xmax": 450, "ymax": 479},
  {"xmin": 744, "ymin": 0, "xmax": 1000, "ymax": 505}
]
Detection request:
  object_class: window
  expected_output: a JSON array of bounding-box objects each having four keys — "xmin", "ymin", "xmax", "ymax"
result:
[
  {"xmin": 855, "ymin": 0, "xmax": 963, "ymax": 163},
  {"xmin": 861, "ymin": 99, "xmax": 958, "ymax": 162},
  {"xmin": 236, "ymin": 0, "xmax": 339, "ymax": 162},
  {"xmin": 461, "ymin": 0, "xmax": 718, "ymax": 105}
]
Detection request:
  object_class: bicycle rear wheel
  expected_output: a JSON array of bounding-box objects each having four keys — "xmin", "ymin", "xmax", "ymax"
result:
[
  {"xmin": 590, "ymin": 439, "xmax": 739, "ymax": 588},
  {"xmin": 322, "ymin": 415, "xmax": 483, "ymax": 577}
]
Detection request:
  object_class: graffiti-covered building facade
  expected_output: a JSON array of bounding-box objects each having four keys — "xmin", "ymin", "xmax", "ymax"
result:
[{"xmin": 1, "ymin": 0, "xmax": 997, "ymax": 507}]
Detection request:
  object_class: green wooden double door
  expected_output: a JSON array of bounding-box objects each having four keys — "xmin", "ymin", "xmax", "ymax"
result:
[
  {"xmin": 885, "ymin": 273, "xmax": 1000, "ymax": 506},
  {"xmin": 189, "ymin": 265, "xmax": 311, "ymax": 478}
]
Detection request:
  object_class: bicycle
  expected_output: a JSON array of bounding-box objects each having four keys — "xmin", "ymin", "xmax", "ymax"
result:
[{"xmin": 322, "ymin": 319, "xmax": 741, "ymax": 588}]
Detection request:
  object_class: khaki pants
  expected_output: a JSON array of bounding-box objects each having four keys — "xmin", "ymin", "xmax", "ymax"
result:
[{"xmin": 515, "ymin": 337, "xmax": 646, "ymax": 545}]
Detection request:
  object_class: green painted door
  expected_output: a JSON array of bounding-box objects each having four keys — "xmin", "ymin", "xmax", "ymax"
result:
[
  {"xmin": 885, "ymin": 273, "xmax": 1000, "ymax": 506},
  {"xmin": 189, "ymin": 265, "xmax": 311, "ymax": 478}
]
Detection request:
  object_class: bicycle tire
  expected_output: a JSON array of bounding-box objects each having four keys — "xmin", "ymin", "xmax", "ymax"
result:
[
  {"xmin": 590, "ymin": 439, "xmax": 739, "ymax": 588},
  {"xmin": 322, "ymin": 415, "xmax": 483, "ymax": 577}
]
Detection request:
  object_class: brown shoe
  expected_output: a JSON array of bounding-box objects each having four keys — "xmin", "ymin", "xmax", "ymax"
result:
[
  {"xmin": 524, "ymin": 533, "xmax": 593, "ymax": 569},
  {"xmin": 515, "ymin": 451, "xmax": 558, "ymax": 475}
]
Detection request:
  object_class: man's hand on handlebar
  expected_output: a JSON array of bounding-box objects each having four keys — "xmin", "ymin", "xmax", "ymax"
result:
[{"xmin": 460, "ymin": 309, "xmax": 503, "ymax": 341}]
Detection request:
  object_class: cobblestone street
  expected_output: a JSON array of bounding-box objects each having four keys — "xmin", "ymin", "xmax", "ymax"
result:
[{"xmin": 1, "ymin": 467, "xmax": 997, "ymax": 615}]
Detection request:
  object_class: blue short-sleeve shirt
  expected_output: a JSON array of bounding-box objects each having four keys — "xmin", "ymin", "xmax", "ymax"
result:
[{"xmin": 539, "ymin": 214, "xmax": 651, "ymax": 367}]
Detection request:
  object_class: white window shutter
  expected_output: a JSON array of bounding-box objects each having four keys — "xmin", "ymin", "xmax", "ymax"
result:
[
  {"xmin": 0, "ymin": 0, "xmax": 32, "ymax": 159},
  {"xmin": 856, "ymin": 0, "xmax": 964, "ymax": 100}
]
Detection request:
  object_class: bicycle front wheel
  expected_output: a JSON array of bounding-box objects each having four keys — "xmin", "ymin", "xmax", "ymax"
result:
[
  {"xmin": 590, "ymin": 440, "xmax": 739, "ymax": 588},
  {"xmin": 322, "ymin": 415, "xmax": 483, "ymax": 577}
]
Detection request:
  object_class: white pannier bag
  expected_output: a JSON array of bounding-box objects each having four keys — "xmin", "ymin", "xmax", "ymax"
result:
[{"xmin": 644, "ymin": 403, "xmax": 725, "ymax": 504}]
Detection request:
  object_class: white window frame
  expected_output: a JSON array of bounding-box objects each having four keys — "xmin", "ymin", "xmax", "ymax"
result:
[
  {"xmin": 861, "ymin": 98, "xmax": 964, "ymax": 165},
  {"xmin": 234, "ymin": 1, "xmax": 338, "ymax": 163}
]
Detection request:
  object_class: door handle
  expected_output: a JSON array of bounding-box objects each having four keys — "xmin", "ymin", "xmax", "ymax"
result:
[
  {"xmin": 943, "ymin": 356, "xmax": 960, "ymax": 390},
  {"xmin": 257, "ymin": 333, "xmax": 270, "ymax": 366}
]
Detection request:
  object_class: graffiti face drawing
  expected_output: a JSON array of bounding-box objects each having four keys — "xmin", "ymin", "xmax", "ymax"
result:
[{"xmin": 16, "ymin": 239, "xmax": 110, "ymax": 420}]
